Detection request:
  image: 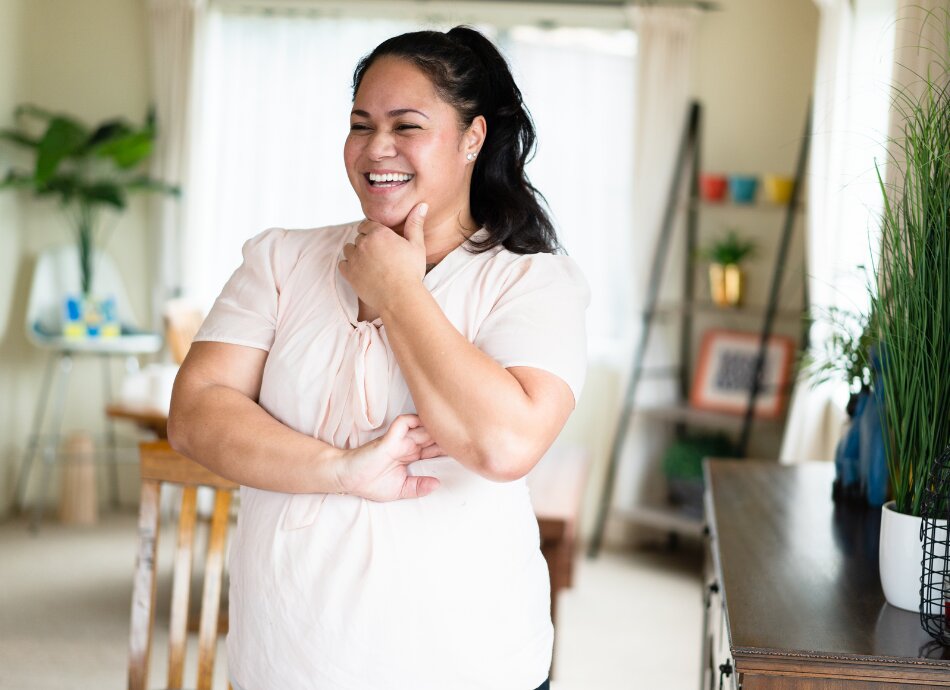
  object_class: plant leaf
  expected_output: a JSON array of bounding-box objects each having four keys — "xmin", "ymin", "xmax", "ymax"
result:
[
  {"xmin": 0, "ymin": 129, "xmax": 40, "ymax": 149},
  {"xmin": 82, "ymin": 181, "xmax": 126, "ymax": 210},
  {"xmin": 35, "ymin": 116, "xmax": 88, "ymax": 184},
  {"xmin": 95, "ymin": 129, "xmax": 154, "ymax": 169},
  {"xmin": 123, "ymin": 175, "xmax": 181, "ymax": 197},
  {"xmin": 0, "ymin": 169, "xmax": 35, "ymax": 189},
  {"xmin": 14, "ymin": 103, "xmax": 59, "ymax": 123},
  {"xmin": 85, "ymin": 119, "xmax": 134, "ymax": 152},
  {"xmin": 37, "ymin": 173, "xmax": 81, "ymax": 203}
]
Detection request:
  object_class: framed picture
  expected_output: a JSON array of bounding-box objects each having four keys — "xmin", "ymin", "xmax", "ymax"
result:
[{"xmin": 690, "ymin": 329, "xmax": 795, "ymax": 419}]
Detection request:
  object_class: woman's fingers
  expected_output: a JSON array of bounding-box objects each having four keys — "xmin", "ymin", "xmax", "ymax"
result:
[
  {"xmin": 405, "ymin": 426, "xmax": 432, "ymax": 446},
  {"xmin": 384, "ymin": 414, "xmax": 420, "ymax": 443},
  {"xmin": 400, "ymin": 475, "xmax": 440, "ymax": 499},
  {"xmin": 419, "ymin": 442, "xmax": 445, "ymax": 460}
]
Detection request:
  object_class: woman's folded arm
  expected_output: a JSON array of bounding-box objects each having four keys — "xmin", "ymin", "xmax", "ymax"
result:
[
  {"xmin": 168, "ymin": 341, "xmax": 349, "ymax": 494},
  {"xmin": 379, "ymin": 282, "xmax": 574, "ymax": 483}
]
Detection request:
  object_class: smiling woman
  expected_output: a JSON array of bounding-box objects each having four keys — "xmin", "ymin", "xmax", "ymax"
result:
[
  {"xmin": 169, "ymin": 26, "xmax": 589, "ymax": 690},
  {"xmin": 343, "ymin": 55, "xmax": 484, "ymax": 254}
]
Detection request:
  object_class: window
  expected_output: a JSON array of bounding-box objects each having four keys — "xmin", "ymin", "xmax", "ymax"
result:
[{"xmin": 183, "ymin": 6, "xmax": 636, "ymax": 349}]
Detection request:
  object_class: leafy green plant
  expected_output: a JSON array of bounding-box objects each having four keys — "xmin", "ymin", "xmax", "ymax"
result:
[
  {"xmin": 870, "ymin": 38, "xmax": 950, "ymax": 517},
  {"xmin": 801, "ymin": 306, "xmax": 875, "ymax": 395},
  {"xmin": 699, "ymin": 229, "xmax": 757, "ymax": 265},
  {"xmin": 0, "ymin": 105, "xmax": 179, "ymax": 296}
]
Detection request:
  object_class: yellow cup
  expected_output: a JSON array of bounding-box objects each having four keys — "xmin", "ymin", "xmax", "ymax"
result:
[{"xmin": 763, "ymin": 174, "xmax": 794, "ymax": 204}]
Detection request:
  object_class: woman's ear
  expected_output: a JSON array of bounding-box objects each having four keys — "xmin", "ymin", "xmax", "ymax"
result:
[{"xmin": 465, "ymin": 115, "xmax": 487, "ymax": 157}]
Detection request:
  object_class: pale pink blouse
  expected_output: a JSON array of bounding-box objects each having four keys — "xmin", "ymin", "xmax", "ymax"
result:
[{"xmin": 194, "ymin": 221, "xmax": 589, "ymax": 690}]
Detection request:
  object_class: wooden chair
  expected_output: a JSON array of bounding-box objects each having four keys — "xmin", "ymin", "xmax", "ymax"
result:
[{"xmin": 129, "ymin": 440, "xmax": 238, "ymax": 690}]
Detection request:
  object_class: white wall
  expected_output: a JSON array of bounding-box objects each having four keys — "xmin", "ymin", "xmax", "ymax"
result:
[{"xmin": 0, "ymin": 0, "xmax": 152, "ymax": 516}]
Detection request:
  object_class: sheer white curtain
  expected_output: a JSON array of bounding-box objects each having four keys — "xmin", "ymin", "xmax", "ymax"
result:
[
  {"xmin": 606, "ymin": 6, "xmax": 699, "ymax": 514},
  {"xmin": 146, "ymin": 0, "xmax": 207, "ymax": 320},
  {"xmin": 886, "ymin": 0, "xmax": 950, "ymax": 188},
  {"xmin": 779, "ymin": 0, "xmax": 897, "ymax": 463},
  {"xmin": 502, "ymin": 27, "xmax": 636, "ymax": 347},
  {"xmin": 180, "ymin": 7, "xmax": 637, "ymax": 352}
]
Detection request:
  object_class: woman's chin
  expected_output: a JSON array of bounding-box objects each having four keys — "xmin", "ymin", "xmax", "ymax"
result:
[{"xmin": 360, "ymin": 203, "xmax": 410, "ymax": 230}]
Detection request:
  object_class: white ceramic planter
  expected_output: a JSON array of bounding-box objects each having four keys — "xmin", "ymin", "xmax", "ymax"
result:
[{"xmin": 880, "ymin": 501, "xmax": 925, "ymax": 611}]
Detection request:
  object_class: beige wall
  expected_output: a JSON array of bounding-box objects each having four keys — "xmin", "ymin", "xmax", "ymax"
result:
[{"xmin": 0, "ymin": 0, "xmax": 152, "ymax": 516}]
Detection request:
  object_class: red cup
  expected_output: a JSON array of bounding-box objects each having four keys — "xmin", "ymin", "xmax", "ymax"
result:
[{"xmin": 700, "ymin": 173, "xmax": 728, "ymax": 202}]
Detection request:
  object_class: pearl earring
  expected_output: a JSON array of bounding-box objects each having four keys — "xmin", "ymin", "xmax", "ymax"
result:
[{"xmin": 466, "ymin": 152, "xmax": 477, "ymax": 161}]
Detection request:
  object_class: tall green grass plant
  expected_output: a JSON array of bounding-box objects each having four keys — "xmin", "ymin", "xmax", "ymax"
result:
[{"xmin": 871, "ymin": 14, "xmax": 950, "ymax": 516}]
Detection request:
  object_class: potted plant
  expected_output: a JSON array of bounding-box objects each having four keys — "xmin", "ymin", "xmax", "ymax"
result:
[
  {"xmin": 699, "ymin": 229, "xmax": 756, "ymax": 307},
  {"xmin": 869, "ymin": 52, "xmax": 950, "ymax": 611},
  {"xmin": 0, "ymin": 105, "xmax": 179, "ymax": 337}
]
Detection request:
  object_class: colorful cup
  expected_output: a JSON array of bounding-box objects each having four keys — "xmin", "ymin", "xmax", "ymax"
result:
[
  {"xmin": 763, "ymin": 174, "xmax": 794, "ymax": 204},
  {"xmin": 700, "ymin": 173, "xmax": 728, "ymax": 202},
  {"xmin": 728, "ymin": 175, "xmax": 758, "ymax": 204}
]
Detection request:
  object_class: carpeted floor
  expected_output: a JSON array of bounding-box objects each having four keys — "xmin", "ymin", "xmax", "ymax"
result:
[{"xmin": 0, "ymin": 513, "xmax": 702, "ymax": 690}]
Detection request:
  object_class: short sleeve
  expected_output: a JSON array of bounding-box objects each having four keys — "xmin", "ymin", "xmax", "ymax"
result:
[
  {"xmin": 193, "ymin": 228, "xmax": 286, "ymax": 351},
  {"xmin": 473, "ymin": 254, "xmax": 590, "ymax": 403}
]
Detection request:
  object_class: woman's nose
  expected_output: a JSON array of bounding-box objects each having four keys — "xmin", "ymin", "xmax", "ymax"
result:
[{"xmin": 366, "ymin": 131, "xmax": 396, "ymax": 160}]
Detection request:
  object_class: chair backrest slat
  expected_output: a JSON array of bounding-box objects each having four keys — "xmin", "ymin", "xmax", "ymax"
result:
[
  {"xmin": 167, "ymin": 486, "xmax": 198, "ymax": 689},
  {"xmin": 129, "ymin": 442, "xmax": 236, "ymax": 690},
  {"xmin": 196, "ymin": 489, "xmax": 232, "ymax": 690},
  {"xmin": 128, "ymin": 479, "xmax": 161, "ymax": 690},
  {"xmin": 139, "ymin": 441, "xmax": 239, "ymax": 490}
]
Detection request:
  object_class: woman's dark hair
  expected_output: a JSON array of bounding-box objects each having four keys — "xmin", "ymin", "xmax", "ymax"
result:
[{"xmin": 352, "ymin": 26, "xmax": 560, "ymax": 255}]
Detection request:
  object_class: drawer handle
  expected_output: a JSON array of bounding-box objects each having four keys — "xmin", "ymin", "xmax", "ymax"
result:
[
  {"xmin": 704, "ymin": 581, "xmax": 720, "ymax": 608},
  {"xmin": 718, "ymin": 660, "xmax": 733, "ymax": 690}
]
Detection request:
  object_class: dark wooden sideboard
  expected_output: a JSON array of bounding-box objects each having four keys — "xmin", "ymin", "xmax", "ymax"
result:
[{"xmin": 702, "ymin": 460, "xmax": 950, "ymax": 690}]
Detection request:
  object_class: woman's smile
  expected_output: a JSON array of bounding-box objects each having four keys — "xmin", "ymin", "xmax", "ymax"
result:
[
  {"xmin": 363, "ymin": 170, "xmax": 415, "ymax": 193},
  {"xmin": 343, "ymin": 56, "xmax": 479, "ymax": 234}
]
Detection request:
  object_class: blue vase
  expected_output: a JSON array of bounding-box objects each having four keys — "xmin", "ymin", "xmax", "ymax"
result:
[
  {"xmin": 859, "ymin": 348, "xmax": 889, "ymax": 507},
  {"xmin": 835, "ymin": 392, "xmax": 866, "ymax": 497}
]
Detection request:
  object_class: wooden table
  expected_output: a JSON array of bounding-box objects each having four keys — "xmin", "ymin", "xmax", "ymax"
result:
[
  {"xmin": 105, "ymin": 402, "xmax": 169, "ymax": 439},
  {"xmin": 527, "ymin": 447, "xmax": 591, "ymax": 628},
  {"xmin": 702, "ymin": 460, "xmax": 950, "ymax": 690}
]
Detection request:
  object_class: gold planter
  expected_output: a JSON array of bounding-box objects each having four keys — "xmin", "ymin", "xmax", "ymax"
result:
[{"xmin": 709, "ymin": 263, "xmax": 744, "ymax": 307}]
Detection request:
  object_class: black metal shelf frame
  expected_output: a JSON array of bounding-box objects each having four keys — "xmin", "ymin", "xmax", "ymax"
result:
[{"xmin": 587, "ymin": 100, "xmax": 812, "ymax": 558}]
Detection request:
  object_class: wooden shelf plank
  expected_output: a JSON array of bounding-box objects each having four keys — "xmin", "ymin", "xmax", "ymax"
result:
[
  {"xmin": 614, "ymin": 503, "xmax": 705, "ymax": 537},
  {"xmin": 649, "ymin": 301, "xmax": 805, "ymax": 322},
  {"xmin": 636, "ymin": 404, "xmax": 784, "ymax": 431}
]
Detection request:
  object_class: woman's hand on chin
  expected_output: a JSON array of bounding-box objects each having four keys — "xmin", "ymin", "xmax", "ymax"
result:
[
  {"xmin": 336, "ymin": 414, "xmax": 443, "ymax": 501},
  {"xmin": 339, "ymin": 202, "xmax": 429, "ymax": 313}
]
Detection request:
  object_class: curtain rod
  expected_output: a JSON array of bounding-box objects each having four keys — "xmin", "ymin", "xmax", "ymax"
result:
[
  {"xmin": 519, "ymin": 0, "xmax": 719, "ymax": 9},
  {"xmin": 215, "ymin": 0, "xmax": 719, "ymax": 19}
]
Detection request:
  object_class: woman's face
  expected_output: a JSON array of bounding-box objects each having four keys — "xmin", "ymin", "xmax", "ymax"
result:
[{"xmin": 344, "ymin": 56, "xmax": 480, "ymax": 232}]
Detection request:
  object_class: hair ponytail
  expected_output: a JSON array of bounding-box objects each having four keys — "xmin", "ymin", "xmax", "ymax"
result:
[{"xmin": 352, "ymin": 26, "xmax": 560, "ymax": 255}]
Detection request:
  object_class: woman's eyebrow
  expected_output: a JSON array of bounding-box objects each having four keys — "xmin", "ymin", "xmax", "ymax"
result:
[{"xmin": 350, "ymin": 108, "xmax": 430, "ymax": 119}]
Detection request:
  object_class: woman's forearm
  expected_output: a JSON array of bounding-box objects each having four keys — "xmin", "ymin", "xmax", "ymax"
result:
[
  {"xmin": 379, "ymin": 282, "xmax": 541, "ymax": 481},
  {"xmin": 168, "ymin": 379, "xmax": 347, "ymax": 495}
]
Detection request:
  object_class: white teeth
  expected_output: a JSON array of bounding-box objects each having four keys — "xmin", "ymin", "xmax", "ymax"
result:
[{"xmin": 368, "ymin": 172, "xmax": 412, "ymax": 183}]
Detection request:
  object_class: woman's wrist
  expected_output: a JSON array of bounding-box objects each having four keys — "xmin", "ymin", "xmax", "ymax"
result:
[
  {"xmin": 378, "ymin": 279, "xmax": 427, "ymax": 323},
  {"xmin": 317, "ymin": 443, "xmax": 351, "ymax": 495}
]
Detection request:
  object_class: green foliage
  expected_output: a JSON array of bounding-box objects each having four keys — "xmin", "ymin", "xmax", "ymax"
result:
[
  {"xmin": 0, "ymin": 105, "xmax": 179, "ymax": 295},
  {"xmin": 801, "ymin": 307, "xmax": 875, "ymax": 394},
  {"xmin": 870, "ymin": 24, "xmax": 950, "ymax": 517},
  {"xmin": 662, "ymin": 433, "xmax": 736, "ymax": 481},
  {"xmin": 699, "ymin": 229, "xmax": 757, "ymax": 266}
]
